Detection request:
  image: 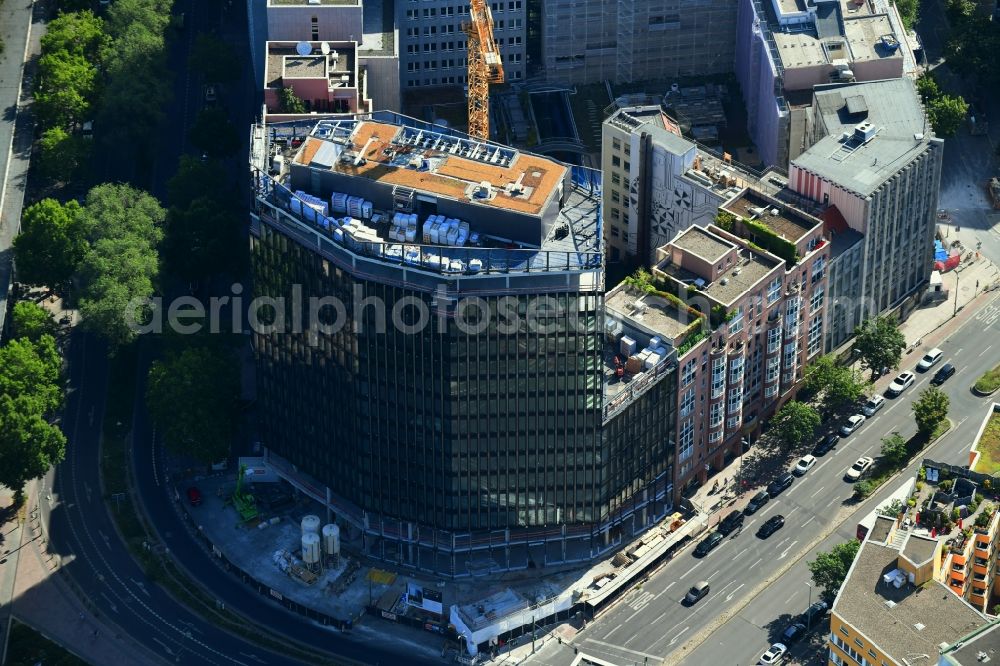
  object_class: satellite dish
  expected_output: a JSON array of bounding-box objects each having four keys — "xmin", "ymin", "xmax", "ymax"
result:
[
  {"xmin": 295, "ymin": 41, "xmax": 312, "ymax": 56},
  {"xmin": 320, "ymin": 42, "xmax": 331, "ymax": 55}
]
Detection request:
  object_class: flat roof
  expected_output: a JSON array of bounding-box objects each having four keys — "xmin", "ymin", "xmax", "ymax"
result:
[
  {"xmin": 296, "ymin": 120, "xmax": 567, "ymax": 216},
  {"xmin": 606, "ymin": 288, "xmax": 693, "ymax": 344},
  {"xmin": 269, "ymin": 0, "xmax": 358, "ymax": 5},
  {"xmin": 266, "ymin": 42, "xmax": 357, "ymax": 90},
  {"xmin": 671, "ymin": 226, "xmax": 734, "ymax": 264},
  {"xmin": 724, "ymin": 189, "xmax": 821, "ymax": 244},
  {"xmin": 941, "ymin": 619, "xmax": 1000, "ymax": 665},
  {"xmin": 834, "ymin": 541, "xmax": 987, "ymax": 663},
  {"xmin": 844, "ymin": 15, "xmax": 900, "ymax": 62},
  {"xmin": 901, "ymin": 534, "xmax": 937, "ymax": 566},
  {"xmin": 792, "ymin": 78, "xmax": 931, "ymax": 197},
  {"xmin": 868, "ymin": 515, "xmax": 895, "ymax": 543}
]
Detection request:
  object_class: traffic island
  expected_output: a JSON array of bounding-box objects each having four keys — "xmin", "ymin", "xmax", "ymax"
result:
[{"xmin": 973, "ymin": 363, "xmax": 1000, "ymax": 397}]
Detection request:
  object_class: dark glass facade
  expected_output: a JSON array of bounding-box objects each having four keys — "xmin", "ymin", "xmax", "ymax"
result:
[{"xmin": 251, "ymin": 199, "xmax": 676, "ymax": 575}]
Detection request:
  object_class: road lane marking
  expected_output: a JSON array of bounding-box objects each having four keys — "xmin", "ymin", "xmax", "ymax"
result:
[
  {"xmin": 654, "ymin": 581, "xmax": 676, "ymax": 599},
  {"xmin": 628, "ymin": 590, "xmax": 655, "ymax": 612},
  {"xmin": 749, "ymin": 557, "xmax": 762, "ymax": 569},
  {"xmin": 680, "ymin": 563, "xmax": 699, "ymax": 579},
  {"xmin": 979, "ymin": 345, "xmax": 995, "ymax": 358},
  {"xmin": 668, "ymin": 626, "xmax": 691, "ymax": 646},
  {"xmin": 725, "ymin": 583, "xmax": 745, "ymax": 602},
  {"xmin": 813, "ymin": 457, "xmax": 832, "ymax": 473},
  {"xmin": 732, "ymin": 547, "xmax": 748, "ymax": 561},
  {"xmin": 801, "ymin": 516, "xmax": 816, "ymax": 528},
  {"xmin": 584, "ymin": 638, "xmax": 661, "ymax": 661},
  {"xmin": 810, "ymin": 486, "xmax": 826, "ymax": 498},
  {"xmin": 779, "ymin": 540, "xmax": 800, "ymax": 559},
  {"xmin": 603, "ymin": 623, "xmax": 624, "ymax": 640}
]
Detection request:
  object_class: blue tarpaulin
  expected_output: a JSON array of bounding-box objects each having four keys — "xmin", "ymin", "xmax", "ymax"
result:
[{"xmin": 934, "ymin": 240, "xmax": 947, "ymax": 262}]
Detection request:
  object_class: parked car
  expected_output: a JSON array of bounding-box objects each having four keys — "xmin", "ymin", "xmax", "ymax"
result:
[
  {"xmin": 794, "ymin": 454, "xmax": 817, "ymax": 476},
  {"xmin": 887, "ymin": 371, "xmax": 916, "ymax": 397},
  {"xmin": 845, "ymin": 456, "xmax": 875, "ymax": 482},
  {"xmin": 931, "ymin": 363, "xmax": 956, "ymax": 385},
  {"xmin": 694, "ymin": 531, "xmax": 725, "ymax": 557},
  {"xmin": 801, "ymin": 600, "xmax": 829, "ymax": 627},
  {"xmin": 204, "ymin": 84, "xmax": 218, "ymax": 104},
  {"xmin": 813, "ymin": 433, "xmax": 839, "ymax": 457},
  {"xmin": 758, "ymin": 643, "xmax": 788, "ymax": 665},
  {"xmin": 916, "ymin": 348, "xmax": 944, "ymax": 372},
  {"xmin": 684, "ymin": 581, "xmax": 710, "ymax": 605},
  {"xmin": 840, "ymin": 414, "xmax": 866, "ymax": 436},
  {"xmin": 718, "ymin": 510, "xmax": 745, "ymax": 535},
  {"xmin": 757, "ymin": 514, "xmax": 785, "ymax": 538},
  {"xmin": 745, "ymin": 490, "xmax": 770, "ymax": 515},
  {"xmin": 186, "ymin": 486, "xmax": 202, "ymax": 506},
  {"xmin": 767, "ymin": 473, "xmax": 794, "ymax": 497},
  {"xmin": 781, "ymin": 622, "xmax": 808, "ymax": 645},
  {"xmin": 862, "ymin": 394, "xmax": 886, "ymax": 417}
]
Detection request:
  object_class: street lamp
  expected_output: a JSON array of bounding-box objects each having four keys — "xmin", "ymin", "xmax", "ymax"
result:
[{"xmin": 805, "ymin": 581, "xmax": 814, "ymax": 629}]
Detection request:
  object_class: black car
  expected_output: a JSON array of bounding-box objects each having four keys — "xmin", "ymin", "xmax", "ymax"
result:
[
  {"xmin": 718, "ymin": 510, "xmax": 745, "ymax": 535},
  {"xmin": 767, "ymin": 473, "xmax": 794, "ymax": 497},
  {"xmin": 931, "ymin": 363, "xmax": 956, "ymax": 385},
  {"xmin": 812, "ymin": 433, "xmax": 838, "ymax": 457},
  {"xmin": 757, "ymin": 514, "xmax": 785, "ymax": 538},
  {"xmin": 781, "ymin": 622, "xmax": 807, "ymax": 644},
  {"xmin": 694, "ymin": 531, "xmax": 725, "ymax": 557},
  {"xmin": 801, "ymin": 600, "xmax": 829, "ymax": 627},
  {"xmin": 744, "ymin": 490, "xmax": 770, "ymax": 515}
]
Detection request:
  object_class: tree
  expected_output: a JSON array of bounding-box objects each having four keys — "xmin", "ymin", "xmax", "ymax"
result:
[
  {"xmin": 0, "ymin": 394, "xmax": 67, "ymax": 503},
  {"xmin": 40, "ymin": 10, "xmax": 109, "ymax": 63},
  {"xmin": 11, "ymin": 302, "xmax": 55, "ymax": 342},
  {"xmin": 188, "ymin": 33, "xmax": 241, "ymax": 84},
  {"xmin": 772, "ymin": 400, "xmax": 821, "ymax": 449},
  {"xmin": 37, "ymin": 127, "xmax": 90, "ymax": 184},
  {"xmin": 279, "ymin": 87, "xmax": 306, "ymax": 114},
  {"xmin": 13, "ymin": 199, "xmax": 88, "ymax": 288},
  {"xmin": 0, "ymin": 336, "xmax": 63, "ymax": 417},
  {"xmin": 853, "ymin": 316, "xmax": 906, "ymax": 376},
  {"xmin": 164, "ymin": 197, "xmax": 244, "ymax": 282},
  {"xmin": 77, "ymin": 184, "xmax": 164, "ymax": 348},
  {"xmin": 915, "ymin": 74, "xmax": 940, "ymax": 103},
  {"xmin": 880, "ymin": 433, "xmax": 908, "ymax": 467},
  {"xmin": 146, "ymin": 346, "xmax": 239, "ymax": 464},
  {"xmin": 808, "ymin": 540, "xmax": 861, "ymax": 603},
  {"xmin": 189, "ymin": 107, "xmax": 241, "ymax": 159},
  {"xmin": 927, "ymin": 95, "xmax": 970, "ymax": 138},
  {"xmin": 167, "ymin": 155, "xmax": 231, "ymax": 208},
  {"xmin": 804, "ymin": 355, "xmax": 868, "ymax": 409},
  {"xmin": 895, "ymin": 0, "xmax": 919, "ymax": 29},
  {"xmin": 34, "ymin": 50, "xmax": 98, "ymax": 129},
  {"xmin": 913, "ymin": 387, "xmax": 950, "ymax": 436}
]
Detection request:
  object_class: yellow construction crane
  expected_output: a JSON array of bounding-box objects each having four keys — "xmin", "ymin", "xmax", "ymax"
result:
[{"xmin": 465, "ymin": 0, "xmax": 504, "ymax": 141}]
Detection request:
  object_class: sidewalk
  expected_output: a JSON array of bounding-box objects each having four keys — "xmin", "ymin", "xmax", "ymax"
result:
[{"xmin": 0, "ymin": 481, "xmax": 164, "ymax": 665}]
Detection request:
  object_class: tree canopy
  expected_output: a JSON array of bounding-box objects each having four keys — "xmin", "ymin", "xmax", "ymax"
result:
[
  {"xmin": 13, "ymin": 199, "xmax": 88, "ymax": 288},
  {"xmin": 0, "ymin": 336, "xmax": 63, "ymax": 417},
  {"xmin": 0, "ymin": 394, "xmax": 67, "ymax": 503},
  {"xmin": 34, "ymin": 50, "xmax": 98, "ymax": 129},
  {"xmin": 41, "ymin": 10, "xmax": 109, "ymax": 63},
  {"xmin": 189, "ymin": 34, "xmax": 241, "ymax": 84},
  {"xmin": 37, "ymin": 127, "xmax": 90, "ymax": 184},
  {"xmin": 78, "ymin": 184, "xmax": 165, "ymax": 348},
  {"xmin": 927, "ymin": 95, "xmax": 970, "ymax": 138},
  {"xmin": 772, "ymin": 400, "xmax": 820, "ymax": 449},
  {"xmin": 146, "ymin": 346, "xmax": 239, "ymax": 464},
  {"xmin": 804, "ymin": 355, "xmax": 868, "ymax": 410},
  {"xmin": 853, "ymin": 316, "xmax": 906, "ymax": 375},
  {"xmin": 913, "ymin": 387, "xmax": 950, "ymax": 436},
  {"xmin": 279, "ymin": 87, "xmax": 306, "ymax": 114},
  {"xmin": 880, "ymin": 433, "xmax": 908, "ymax": 467},
  {"xmin": 11, "ymin": 302, "xmax": 55, "ymax": 342},
  {"xmin": 808, "ymin": 540, "xmax": 861, "ymax": 603}
]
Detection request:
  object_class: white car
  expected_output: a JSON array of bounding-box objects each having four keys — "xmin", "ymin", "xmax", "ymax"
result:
[
  {"xmin": 840, "ymin": 414, "xmax": 865, "ymax": 436},
  {"xmin": 794, "ymin": 454, "xmax": 817, "ymax": 476},
  {"xmin": 758, "ymin": 642, "xmax": 788, "ymax": 665},
  {"xmin": 916, "ymin": 348, "xmax": 944, "ymax": 372},
  {"xmin": 862, "ymin": 394, "xmax": 885, "ymax": 417},
  {"xmin": 846, "ymin": 456, "xmax": 874, "ymax": 481},
  {"xmin": 887, "ymin": 371, "xmax": 915, "ymax": 397}
]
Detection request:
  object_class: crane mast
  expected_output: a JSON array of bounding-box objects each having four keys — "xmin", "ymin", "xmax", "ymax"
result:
[{"xmin": 465, "ymin": 0, "xmax": 504, "ymax": 141}]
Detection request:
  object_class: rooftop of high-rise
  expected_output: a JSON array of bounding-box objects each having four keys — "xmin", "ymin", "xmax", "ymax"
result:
[
  {"xmin": 253, "ymin": 114, "xmax": 603, "ymax": 278},
  {"xmin": 791, "ymin": 78, "xmax": 932, "ymax": 197}
]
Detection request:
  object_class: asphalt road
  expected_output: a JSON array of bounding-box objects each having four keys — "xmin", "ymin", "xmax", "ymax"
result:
[
  {"xmin": 49, "ymin": 332, "xmax": 308, "ymax": 666},
  {"xmin": 528, "ymin": 293, "xmax": 1000, "ymax": 666}
]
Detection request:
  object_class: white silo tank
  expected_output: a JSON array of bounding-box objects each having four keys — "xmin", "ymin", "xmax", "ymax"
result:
[
  {"xmin": 322, "ymin": 524, "xmax": 340, "ymax": 557},
  {"xmin": 300, "ymin": 514, "xmax": 321, "ymax": 536},
  {"xmin": 301, "ymin": 532, "xmax": 321, "ymax": 564}
]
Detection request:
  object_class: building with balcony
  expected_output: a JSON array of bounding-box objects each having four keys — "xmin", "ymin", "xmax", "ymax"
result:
[
  {"xmin": 264, "ymin": 41, "xmax": 374, "ymax": 119},
  {"xmin": 606, "ymin": 205, "xmax": 828, "ymax": 495},
  {"xmin": 251, "ymin": 0, "xmax": 400, "ymax": 112},
  {"xmin": 249, "ymin": 112, "xmax": 678, "ymax": 577},
  {"xmin": 829, "ymin": 523, "xmax": 987, "ymax": 666},
  {"xmin": 539, "ymin": 0, "xmax": 737, "ymax": 85},
  {"xmin": 789, "ymin": 78, "xmax": 943, "ymax": 351},
  {"xmin": 736, "ymin": 0, "xmax": 913, "ymax": 167},
  {"xmin": 397, "ymin": 0, "xmax": 527, "ymax": 90}
]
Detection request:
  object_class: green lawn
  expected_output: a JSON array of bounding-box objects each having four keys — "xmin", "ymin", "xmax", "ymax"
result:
[
  {"xmin": 975, "ymin": 412, "xmax": 1000, "ymax": 475},
  {"xmin": 5, "ymin": 620, "xmax": 89, "ymax": 666},
  {"xmin": 974, "ymin": 363, "xmax": 1000, "ymax": 394}
]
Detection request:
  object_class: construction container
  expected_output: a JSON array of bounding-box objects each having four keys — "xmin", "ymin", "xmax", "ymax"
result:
[{"xmin": 620, "ymin": 335, "xmax": 637, "ymax": 357}]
